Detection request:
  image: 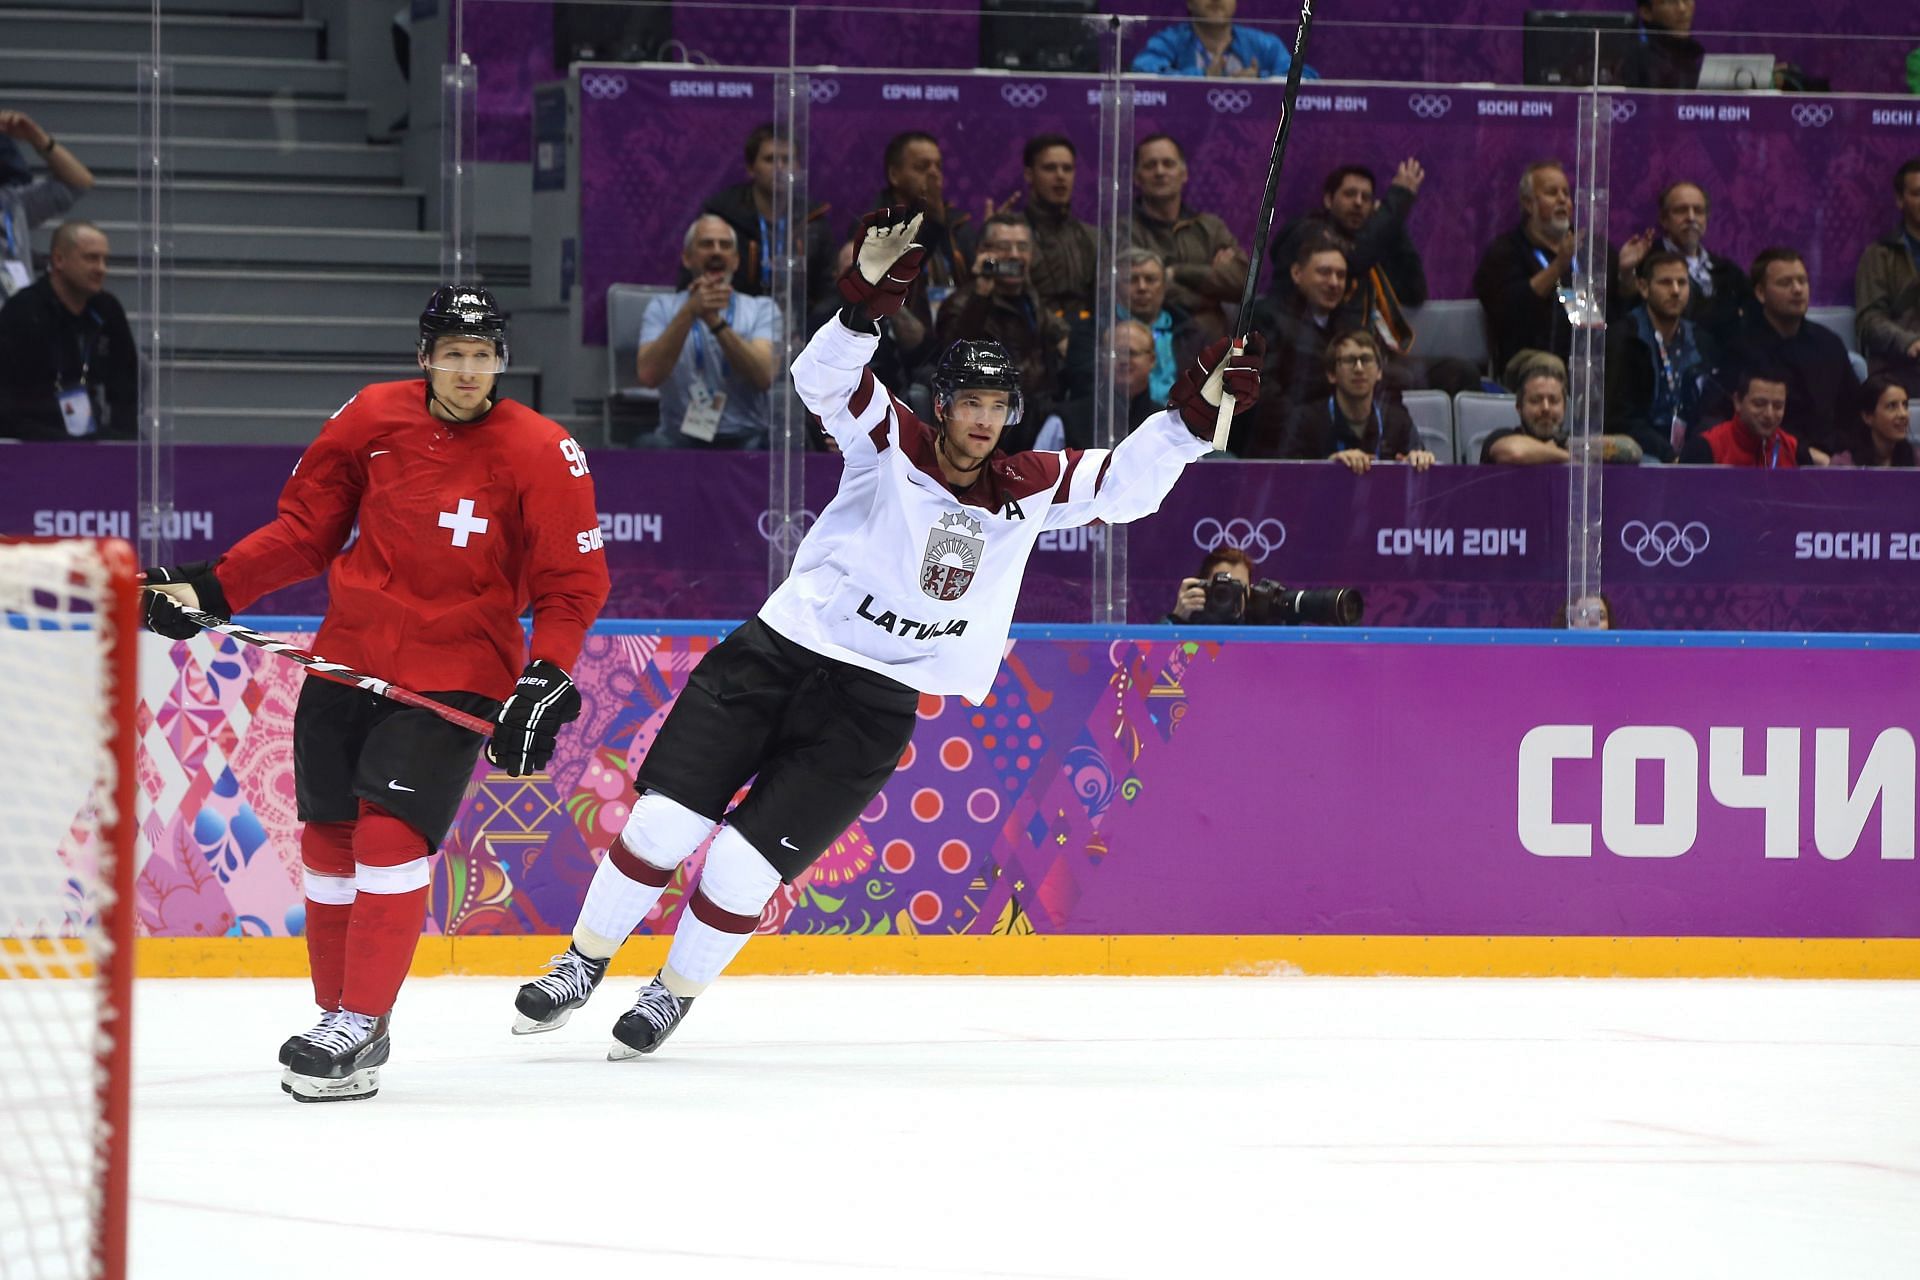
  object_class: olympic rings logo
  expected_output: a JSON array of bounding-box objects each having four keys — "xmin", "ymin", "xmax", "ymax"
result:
[
  {"xmin": 757, "ymin": 509, "xmax": 818, "ymax": 549},
  {"xmin": 808, "ymin": 78, "xmax": 840, "ymax": 104},
  {"xmin": 1206, "ymin": 88, "xmax": 1253, "ymax": 114},
  {"xmin": 1193, "ymin": 517, "xmax": 1286, "ymax": 562},
  {"xmin": 1608, "ymin": 97, "xmax": 1637, "ymax": 123},
  {"xmin": 1619, "ymin": 519, "xmax": 1710, "ymax": 567},
  {"xmin": 1791, "ymin": 103, "xmax": 1834, "ymax": 128},
  {"xmin": 1001, "ymin": 83, "xmax": 1047, "ymax": 108},
  {"xmin": 580, "ymin": 73, "xmax": 628, "ymax": 101},
  {"xmin": 1407, "ymin": 93, "xmax": 1452, "ymax": 119}
]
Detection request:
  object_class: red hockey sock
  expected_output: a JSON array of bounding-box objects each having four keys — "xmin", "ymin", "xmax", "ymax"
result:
[
  {"xmin": 340, "ymin": 802, "xmax": 434, "ymax": 1018},
  {"xmin": 300, "ymin": 821, "xmax": 356, "ymax": 1011}
]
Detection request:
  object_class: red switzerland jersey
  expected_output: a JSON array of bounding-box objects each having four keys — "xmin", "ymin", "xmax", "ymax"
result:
[{"xmin": 214, "ymin": 380, "xmax": 611, "ymax": 700}]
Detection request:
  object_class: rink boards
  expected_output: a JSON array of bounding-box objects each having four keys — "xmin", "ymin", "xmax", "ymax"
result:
[{"xmin": 124, "ymin": 623, "xmax": 1920, "ymax": 979}]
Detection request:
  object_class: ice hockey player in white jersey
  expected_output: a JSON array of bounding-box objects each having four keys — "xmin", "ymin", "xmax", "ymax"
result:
[{"xmin": 510, "ymin": 205, "xmax": 1263, "ymax": 1057}]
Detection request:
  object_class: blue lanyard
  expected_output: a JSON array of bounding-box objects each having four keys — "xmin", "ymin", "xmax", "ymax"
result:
[
  {"xmin": 1765, "ymin": 435, "xmax": 1781, "ymax": 470},
  {"xmin": 1329, "ymin": 395, "xmax": 1385, "ymax": 460},
  {"xmin": 1532, "ymin": 245, "xmax": 1577, "ymax": 277},
  {"xmin": 756, "ymin": 213, "xmax": 783, "ymax": 280},
  {"xmin": 1, "ymin": 208, "xmax": 16, "ymax": 258},
  {"xmin": 690, "ymin": 295, "xmax": 736, "ymax": 388}
]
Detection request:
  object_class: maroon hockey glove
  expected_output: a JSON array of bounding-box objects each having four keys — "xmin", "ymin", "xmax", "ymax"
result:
[
  {"xmin": 837, "ymin": 205, "xmax": 927, "ymax": 320},
  {"xmin": 1167, "ymin": 334, "xmax": 1265, "ymax": 439}
]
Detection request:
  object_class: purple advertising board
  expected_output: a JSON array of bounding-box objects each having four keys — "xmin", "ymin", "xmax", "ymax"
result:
[
  {"xmin": 131, "ymin": 621, "xmax": 1920, "ymax": 944},
  {"xmin": 575, "ymin": 66, "xmax": 1920, "ymax": 345},
  {"xmin": 8, "ymin": 444, "xmax": 1920, "ymax": 632},
  {"xmin": 459, "ymin": 0, "xmax": 1919, "ymax": 160}
]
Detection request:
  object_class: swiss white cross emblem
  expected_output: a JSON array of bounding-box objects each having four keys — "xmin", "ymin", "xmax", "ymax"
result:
[{"xmin": 437, "ymin": 498, "xmax": 489, "ymax": 547}]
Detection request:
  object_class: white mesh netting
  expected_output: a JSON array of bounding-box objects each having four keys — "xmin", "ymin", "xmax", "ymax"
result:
[{"xmin": 0, "ymin": 539, "xmax": 129, "ymax": 1279}]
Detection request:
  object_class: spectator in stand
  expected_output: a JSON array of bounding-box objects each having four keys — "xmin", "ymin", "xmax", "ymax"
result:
[
  {"xmin": 1680, "ymin": 366, "xmax": 1820, "ymax": 467},
  {"xmin": 633, "ymin": 215, "xmax": 779, "ymax": 450},
  {"xmin": 936, "ymin": 211, "xmax": 1069, "ymax": 429},
  {"xmin": 1019, "ymin": 133, "xmax": 1097, "ymax": 319},
  {"xmin": 0, "ymin": 220, "xmax": 135, "ymax": 440},
  {"xmin": 1473, "ymin": 160, "xmax": 1651, "ymax": 379},
  {"xmin": 1245, "ymin": 234, "xmax": 1361, "ymax": 437},
  {"xmin": 1267, "ymin": 161, "xmax": 1425, "ymax": 334},
  {"xmin": 1829, "ymin": 374, "xmax": 1914, "ymax": 468},
  {"xmin": 1064, "ymin": 249, "xmax": 1203, "ymax": 404},
  {"xmin": 1655, "ymin": 180, "xmax": 1746, "ymax": 348},
  {"xmin": 1130, "ymin": 0, "xmax": 1317, "ymax": 80},
  {"xmin": 1047, "ymin": 319, "xmax": 1162, "ymax": 451},
  {"xmin": 701, "ymin": 123, "xmax": 835, "ymax": 307},
  {"xmin": 1480, "ymin": 361, "xmax": 1642, "ymax": 465},
  {"xmin": 1615, "ymin": 0, "xmax": 1705, "ymax": 89},
  {"xmin": 865, "ymin": 131, "xmax": 976, "ymax": 377},
  {"xmin": 1277, "ymin": 329, "xmax": 1432, "ymax": 472},
  {"xmin": 1605, "ymin": 250, "xmax": 1718, "ymax": 462},
  {"xmin": 1166, "ymin": 543, "xmax": 1255, "ymax": 625},
  {"xmin": 1131, "ymin": 133, "xmax": 1248, "ymax": 344},
  {"xmin": 1854, "ymin": 157, "xmax": 1920, "ymax": 388},
  {"xmin": 1721, "ymin": 247, "xmax": 1857, "ymax": 456},
  {"xmin": 1, "ymin": 110, "xmax": 96, "ymax": 299}
]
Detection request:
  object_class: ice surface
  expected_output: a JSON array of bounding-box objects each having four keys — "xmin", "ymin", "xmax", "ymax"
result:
[{"xmin": 129, "ymin": 975, "xmax": 1920, "ymax": 1278}]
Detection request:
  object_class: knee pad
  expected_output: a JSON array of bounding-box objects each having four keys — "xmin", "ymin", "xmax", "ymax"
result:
[
  {"xmin": 300, "ymin": 821, "xmax": 356, "ymax": 903},
  {"xmin": 695, "ymin": 825, "xmax": 783, "ymax": 922},
  {"xmin": 619, "ymin": 790, "xmax": 716, "ymax": 874},
  {"xmin": 352, "ymin": 801, "xmax": 432, "ymax": 894}
]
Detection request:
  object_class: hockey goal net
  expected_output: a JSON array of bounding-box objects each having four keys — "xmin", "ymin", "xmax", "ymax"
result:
[{"xmin": 0, "ymin": 538, "xmax": 137, "ymax": 1280}]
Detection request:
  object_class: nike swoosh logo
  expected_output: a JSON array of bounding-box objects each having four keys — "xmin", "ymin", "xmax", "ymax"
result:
[
  {"xmin": 780, "ymin": 837, "xmax": 799, "ymax": 851},
  {"xmin": 370, "ymin": 450, "xmax": 390, "ymax": 458},
  {"xmin": 388, "ymin": 780, "xmax": 416, "ymax": 792}
]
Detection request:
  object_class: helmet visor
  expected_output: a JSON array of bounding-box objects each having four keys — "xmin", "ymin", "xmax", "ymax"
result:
[{"xmin": 423, "ymin": 342, "xmax": 508, "ymax": 374}]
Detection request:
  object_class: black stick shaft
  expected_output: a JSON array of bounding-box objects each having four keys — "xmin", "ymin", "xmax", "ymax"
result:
[{"xmin": 1231, "ymin": 0, "xmax": 1319, "ymax": 340}]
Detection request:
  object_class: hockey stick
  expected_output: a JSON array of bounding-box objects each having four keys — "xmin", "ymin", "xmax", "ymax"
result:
[
  {"xmin": 1212, "ymin": 0, "xmax": 1320, "ymax": 451},
  {"xmin": 154, "ymin": 599, "xmax": 496, "ymax": 736}
]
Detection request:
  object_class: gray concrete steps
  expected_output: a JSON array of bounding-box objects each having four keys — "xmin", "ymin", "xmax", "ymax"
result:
[
  {"xmin": 1, "ymin": 0, "xmax": 305, "ymax": 14},
  {"xmin": 10, "ymin": 89, "xmax": 372, "ymax": 146},
  {"xmin": 144, "ymin": 314, "xmax": 417, "ymax": 360},
  {"xmin": 66, "ymin": 134, "xmax": 403, "ymax": 182},
  {"xmin": 81, "ymin": 177, "xmax": 424, "ymax": 232},
  {"xmin": 164, "ymin": 362, "xmax": 542, "ymax": 415},
  {"xmin": 75, "ymin": 222, "xmax": 442, "ymax": 271},
  {"xmin": 171, "ymin": 269, "xmax": 443, "ymax": 318},
  {"xmin": 0, "ymin": 49, "xmax": 348, "ymax": 99},
  {"xmin": 0, "ymin": 8, "xmax": 321, "ymax": 60}
]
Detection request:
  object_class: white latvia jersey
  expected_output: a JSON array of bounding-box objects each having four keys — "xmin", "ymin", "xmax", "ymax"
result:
[{"xmin": 760, "ymin": 318, "xmax": 1209, "ymax": 703}]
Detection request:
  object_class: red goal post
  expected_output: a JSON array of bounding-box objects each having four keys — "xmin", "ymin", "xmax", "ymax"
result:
[{"xmin": 0, "ymin": 537, "xmax": 138, "ymax": 1280}]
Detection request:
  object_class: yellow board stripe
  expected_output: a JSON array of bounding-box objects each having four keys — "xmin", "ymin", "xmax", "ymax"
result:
[{"xmin": 106, "ymin": 935, "xmax": 1920, "ymax": 980}]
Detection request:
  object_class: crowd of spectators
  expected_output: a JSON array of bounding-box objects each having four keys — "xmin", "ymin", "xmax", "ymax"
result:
[{"xmin": 647, "ymin": 113, "xmax": 1918, "ymax": 474}]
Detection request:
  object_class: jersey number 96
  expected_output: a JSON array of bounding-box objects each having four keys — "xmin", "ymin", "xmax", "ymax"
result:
[{"xmin": 560, "ymin": 438, "xmax": 591, "ymax": 477}]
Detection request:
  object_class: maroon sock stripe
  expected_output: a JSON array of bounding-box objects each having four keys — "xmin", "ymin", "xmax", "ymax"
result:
[
  {"xmin": 607, "ymin": 834, "xmax": 673, "ymax": 888},
  {"xmin": 688, "ymin": 888, "xmax": 761, "ymax": 935}
]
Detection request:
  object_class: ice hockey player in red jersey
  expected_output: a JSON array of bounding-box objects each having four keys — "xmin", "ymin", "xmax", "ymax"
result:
[
  {"xmin": 141, "ymin": 287, "xmax": 610, "ymax": 1101},
  {"xmin": 511, "ymin": 207, "xmax": 1261, "ymax": 1058}
]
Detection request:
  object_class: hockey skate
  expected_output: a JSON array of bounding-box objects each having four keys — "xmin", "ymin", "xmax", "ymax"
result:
[
  {"xmin": 513, "ymin": 944, "xmax": 610, "ymax": 1034},
  {"xmin": 286, "ymin": 1011, "xmax": 391, "ymax": 1102},
  {"xmin": 278, "ymin": 1009, "xmax": 344, "ymax": 1093},
  {"xmin": 608, "ymin": 976, "xmax": 693, "ymax": 1060}
]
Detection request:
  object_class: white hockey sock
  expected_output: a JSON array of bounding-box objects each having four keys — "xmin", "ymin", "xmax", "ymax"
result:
[
  {"xmin": 572, "ymin": 791, "xmax": 715, "ymax": 961},
  {"xmin": 661, "ymin": 825, "xmax": 781, "ymax": 998}
]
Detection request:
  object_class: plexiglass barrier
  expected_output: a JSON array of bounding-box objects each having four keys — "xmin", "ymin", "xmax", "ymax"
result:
[{"xmin": 5, "ymin": 3, "xmax": 1917, "ymax": 631}]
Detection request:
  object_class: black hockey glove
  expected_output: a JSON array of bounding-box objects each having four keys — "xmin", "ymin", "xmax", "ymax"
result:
[
  {"xmin": 139, "ymin": 561, "xmax": 231, "ymax": 640},
  {"xmin": 486, "ymin": 660, "xmax": 581, "ymax": 777}
]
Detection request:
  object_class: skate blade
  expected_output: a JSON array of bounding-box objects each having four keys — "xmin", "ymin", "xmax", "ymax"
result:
[
  {"xmin": 280, "ymin": 1067, "xmax": 293, "ymax": 1094},
  {"xmin": 288, "ymin": 1066, "xmax": 381, "ymax": 1103},
  {"xmin": 607, "ymin": 1039, "xmax": 649, "ymax": 1062},
  {"xmin": 512, "ymin": 1007, "xmax": 573, "ymax": 1035}
]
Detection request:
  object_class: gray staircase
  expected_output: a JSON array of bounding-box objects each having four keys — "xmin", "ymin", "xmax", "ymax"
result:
[{"xmin": 2, "ymin": 0, "xmax": 538, "ymax": 436}]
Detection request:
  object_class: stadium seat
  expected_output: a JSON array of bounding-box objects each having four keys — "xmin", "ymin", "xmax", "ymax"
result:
[
  {"xmin": 606, "ymin": 282, "xmax": 671, "ymax": 438},
  {"xmin": 1806, "ymin": 305, "xmax": 1858, "ymax": 354},
  {"xmin": 1909, "ymin": 401, "xmax": 1919, "ymax": 449},
  {"xmin": 1453, "ymin": 391, "xmax": 1521, "ymax": 464},
  {"xmin": 1400, "ymin": 389, "xmax": 1455, "ymax": 463},
  {"xmin": 1403, "ymin": 301, "xmax": 1488, "ymax": 373}
]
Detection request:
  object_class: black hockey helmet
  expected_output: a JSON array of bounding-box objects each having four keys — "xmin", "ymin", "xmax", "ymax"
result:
[
  {"xmin": 418, "ymin": 285, "xmax": 509, "ymax": 367},
  {"xmin": 931, "ymin": 339, "xmax": 1023, "ymax": 426}
]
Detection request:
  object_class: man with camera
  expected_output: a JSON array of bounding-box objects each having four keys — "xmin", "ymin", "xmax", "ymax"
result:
[
  {"xmin": 1167, "ymin": 541, "xmax": 1363, "ymax": 626},
  {"xmin": 934, "ymin": 210, "xmax": 1069, "ymax": 446}
]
